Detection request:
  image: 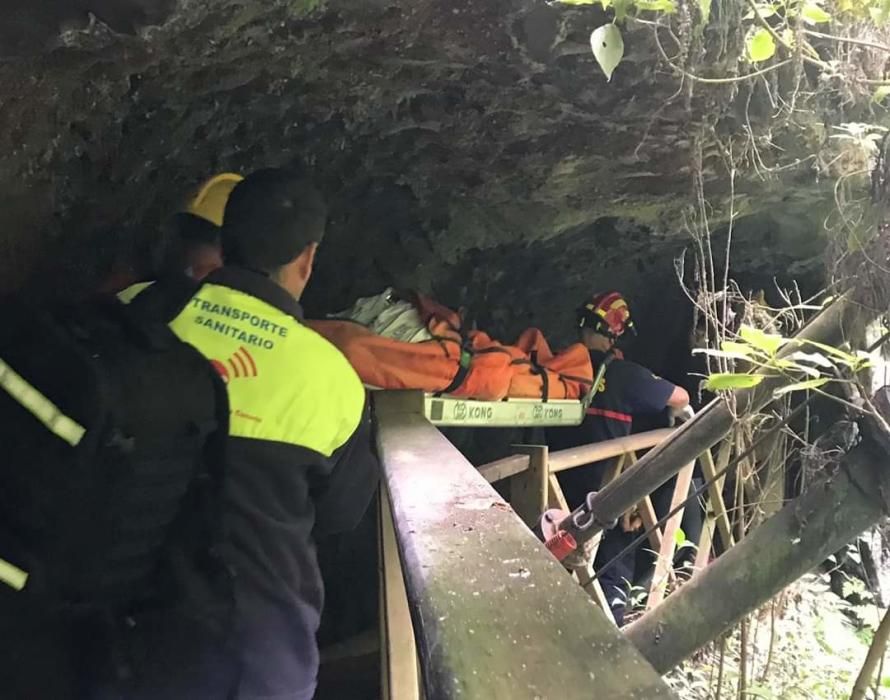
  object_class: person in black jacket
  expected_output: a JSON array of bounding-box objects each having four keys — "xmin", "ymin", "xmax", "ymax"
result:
[
  {"xmin": 128, "ymin": 168, "xmax": 379, "ymax": 699},
  {"xmin": 548, "ymin": 291, "xmax": 689, "ymax": 625}
]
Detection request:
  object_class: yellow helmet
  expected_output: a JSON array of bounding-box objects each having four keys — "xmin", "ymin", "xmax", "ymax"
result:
[{"xmin": 186, "ymin": 172, "xmax": 244, "ymax": 226}]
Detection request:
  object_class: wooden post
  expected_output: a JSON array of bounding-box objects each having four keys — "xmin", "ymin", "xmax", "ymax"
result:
[
  {"xmin": 547, "ymin": 473, "xmax": 569, "ymax": 510},
  {"xmin": 693, "ymin": 516, "xmax": 714, "ymax": 573},
  {"xmin": 380, "ymin": 489, "xmax": 422, "ymax": 700},
  {"xmin": 583, "ymin": 295, "xmax": 873, "ymax": 533},
  {"xmin": 646, "ymin": 462, "xmax": 695, "ymax": 609},
  {"xmin": 509, "ymin": 445, "xmax": 548, "ymax": 528},
  {"xmin": 625, "ymin": 436, "xmax": 890, "ymax": 673},
  {"xmin": 637, "ymin": 496, "xmax": 665, "ymax": 554},
  {"xmin": 698, "ymin": 448, "xmax": 735, "ymax": 550}
]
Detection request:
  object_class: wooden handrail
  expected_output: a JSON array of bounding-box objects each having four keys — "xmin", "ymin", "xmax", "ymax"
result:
[
  {"xmin": 373, "ymin": 393, "xmax": 678, "ymax": 700},
  {"xmin": 548, "ymin": 428, "xmax": 676, "ymax": 473},
  {"xmin": 477, "ymin": 454, "xmax": 530, "ymax": 483}
]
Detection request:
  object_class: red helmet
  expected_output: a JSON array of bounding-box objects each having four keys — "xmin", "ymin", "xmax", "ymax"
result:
[{"xmin": 577, "ymin": 291, "xmax": 635, "ymax": 339}]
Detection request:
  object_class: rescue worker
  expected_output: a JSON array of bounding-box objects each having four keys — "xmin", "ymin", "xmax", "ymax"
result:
[
  {"xmin": 173, "ymin": 211, "xmax": 224, "ymax": 281},
  {"xmin": 171, "ymin": 171, "xmax": 239, "ymax": 282},
  {"xmin": 127, "ymin": 168, "xmax": 379, "ymax": 699},
  {"xmin": 547, "ymin": 291, "xmax": 690, "ymax": 625}
]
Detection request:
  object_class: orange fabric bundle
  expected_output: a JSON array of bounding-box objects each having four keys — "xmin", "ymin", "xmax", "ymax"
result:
[
  {"xmin": 307, "ymin": 293, "xmax": 593, "ymax": 401},
  {"xmin": 510, "ymin": 329, "xmax": 594, "ymax": 400}
]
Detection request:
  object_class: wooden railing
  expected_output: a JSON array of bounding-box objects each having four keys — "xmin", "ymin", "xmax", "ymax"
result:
[
  {"xmin": 373, "ymin": 392, "xmax": 678, "ymax": 699},
  {"xmin": 477, "ymin": 426, "xmax": 736, "ymax": 618}
]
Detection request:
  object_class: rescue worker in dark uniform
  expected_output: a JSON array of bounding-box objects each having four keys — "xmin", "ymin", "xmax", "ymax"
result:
[
  {"xmin": 126, "ymin": 168, "xmax": 379, "ymax": 699},
  {"xmin": 548, "ymin": 291, "xmax": 689, "ymax": 625}
]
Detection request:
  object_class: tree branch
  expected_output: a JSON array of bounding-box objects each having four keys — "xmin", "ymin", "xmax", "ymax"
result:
[
  {"xmin": 804, "ymin": 29, "xmax": 890, "ymax": 54},
  {"xmin": 743, "ymin": 0, "xmax": 822, "ymax": 63},
  {"xmin": 649, "ymin": 21, "xmax": 792, "ymax": 85},
  {"xmin": 850, "ymin": 606, "xmax": 890, "ymax": 700}
]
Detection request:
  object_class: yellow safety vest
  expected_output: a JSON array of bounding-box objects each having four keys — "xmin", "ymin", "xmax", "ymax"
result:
[{"xmin": 170, "ymin": 283, "xmax": 364, "ymax": 457}]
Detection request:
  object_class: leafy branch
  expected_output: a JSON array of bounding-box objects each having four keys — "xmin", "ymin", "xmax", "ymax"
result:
[
  {"xmin": 694, "ymin": 320, "xmax": 872, "ymax": 399},
  {"xmin": 551, "ymin": 0, "xmax": 890, "ymax": 90}
]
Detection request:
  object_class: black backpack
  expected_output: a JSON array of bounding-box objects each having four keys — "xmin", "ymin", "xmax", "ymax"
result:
[{"xmin": 0, "ymin": 296, "xmax": 228, "ymax": 612}]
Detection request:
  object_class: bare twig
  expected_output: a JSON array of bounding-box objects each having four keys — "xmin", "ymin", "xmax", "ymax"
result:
[
  {"xmin": 850, "ymin": 606, "xmax": 890, "ymax": 700},
  {"xmin": 648, "ymin": 20, "xmax": 793, "ymax": 84},
  {"xmin": 804, "ymin": 29, "xmax": 890, "ymax": 55},
  {"xmin": 716, "ymin": 635, "xmax": 727, "ymax": 700},
  {"xmin": 758, "ymin": 599, "xmax": 777, "ymax": 683},
  {"xmin": 738, "ymin": 616, "xmax": 749, "ymax": 699}
]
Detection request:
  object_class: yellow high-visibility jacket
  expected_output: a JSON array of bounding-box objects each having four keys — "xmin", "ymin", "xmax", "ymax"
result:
[{"xmin": 128, "ymin": 266, "xmax": 378, "ymax": 697}]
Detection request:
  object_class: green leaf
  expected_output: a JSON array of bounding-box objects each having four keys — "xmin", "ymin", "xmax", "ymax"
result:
[
  {"xmin": 739, "ymin": 325, "xmax": 785, "ymax": 356},
  {"xmin": 634, "ymin": 0, "xmax": 677, "ymax": 11},
  {"xmin": 691, "ymin": 348, "xmax": 751, "ymax": 361},
  {"xmin": 798, "ymin": 339, "xmax": 860, "ymax": 365},
  {"xmin": 779, "ymin": 362, "xmax": 822, "ymax": 378},
  {"xmin": 874, "ymin": 86, "xmax": 890, "ymax": 103},
  {"xmin": 801, "ymin": 2, "xmax": 832, "ymax": 23},
  {"xmin": 612, "ymin": 0, "xmax": 633, "ymax": 20},
  {"xmin": 747, "ymin": 28, "xmax": 777, "ymax": 63},
  {"xmin": 721, "ymin": 341, "xmax": 755, "ymax": 356},
  {"xmin": 773, "ymin": 378, "xmax": 829, "ymax": 396},
  {"xmin": 788, "ymin": 350, "xmax": 834, "ymax": 368},
  {"xmin": 704, "ymin": 373, "xmax": 765, "ymax": 391},
  {"xmin": 699, "ymin": 0, "xmax": 711, "ymax": 24},
  {"xmin": 590, "ymin": 24, "xmax": 624, "ymax": 81},
  {"xmin": 872, "ymin": 4, "xmax": 890, "ymax": 25},
  {"xmin": 674, "ymin": 527, "xmax": 687, "ymax": 545}
]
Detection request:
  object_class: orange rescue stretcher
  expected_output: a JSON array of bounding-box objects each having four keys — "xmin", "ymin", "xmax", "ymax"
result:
[{"xmin": 307, "ymin": 293, "xmax": 594, "ymax": 402}]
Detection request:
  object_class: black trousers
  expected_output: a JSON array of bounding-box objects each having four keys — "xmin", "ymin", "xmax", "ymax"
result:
[{"xmin": 558, "ymin": 464, "xmax": 705, "ymax": 626}]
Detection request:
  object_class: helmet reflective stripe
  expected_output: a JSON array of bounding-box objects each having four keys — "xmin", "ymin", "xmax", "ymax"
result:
[{"xmin": 579, "ymin": 291, "xmax": 634, "ymax": 338}]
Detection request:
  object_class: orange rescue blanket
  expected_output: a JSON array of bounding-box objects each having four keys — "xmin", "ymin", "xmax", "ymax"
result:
[{"xmin": 307, "ymin": 293, "xmax": 593, "ymax": 402}]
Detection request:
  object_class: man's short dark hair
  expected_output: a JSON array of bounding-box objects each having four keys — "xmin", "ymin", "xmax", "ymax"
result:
[{"xmin": 221, "ymin": 168, "xmax": 327, "ymax": 272}]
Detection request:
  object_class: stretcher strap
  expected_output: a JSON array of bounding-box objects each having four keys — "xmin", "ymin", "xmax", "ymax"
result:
[
  {"xmin": 527, "ymin": 351, "xmax": 549, "ymax": 402},
  {"xmin": 435, "ymin": 335, "xmax": 514, "ymax": 396},
  {"xmin": 0, "ymin": 357, "xmax": 86, "ymax": 447},
  {"xmin": 440, "ymin": 347, "xmax": 473, "ymax": 395}
]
